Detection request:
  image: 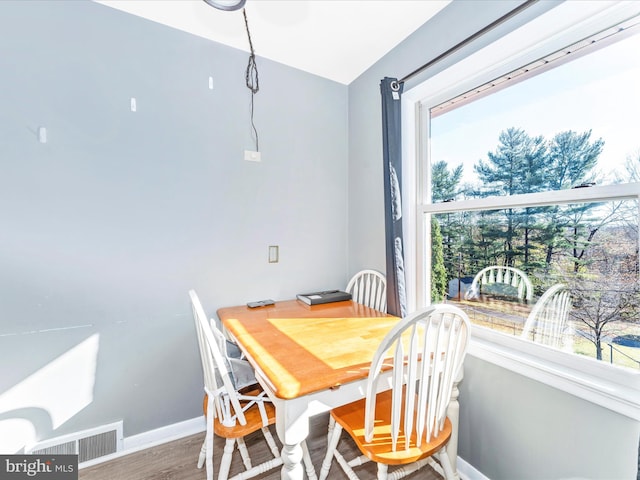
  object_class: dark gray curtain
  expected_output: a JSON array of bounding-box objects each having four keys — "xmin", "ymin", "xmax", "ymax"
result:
[{"xmin": 380, "ymin": 77, "xmax": 407, "ymax": 318}]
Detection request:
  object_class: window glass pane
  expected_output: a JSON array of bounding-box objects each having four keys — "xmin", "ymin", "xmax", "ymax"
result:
[
  {"xmin": 430, "ymin": 200, "xmax": 640, "ymax": 370},
  {"xmin": 430, "ymin": 30, "xmax": 640, "ymax": 200}
]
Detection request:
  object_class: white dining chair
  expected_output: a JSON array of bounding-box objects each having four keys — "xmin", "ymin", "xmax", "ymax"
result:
[
  {"xmin": 346, "ymin": 269, "xmax": 387, "ymax": 312},
  {"xmin": 189, "ymin": 289, "xmax": 316, "ymax": 480},
  {"xmin": 318, "ymin": 304, "xmax": 471, "ymax": 480}
]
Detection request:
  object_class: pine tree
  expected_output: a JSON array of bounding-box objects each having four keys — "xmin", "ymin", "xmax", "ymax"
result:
[
  {"xmin": 431, "ymin": 218, "xmax": 448, "ymax": 302},
  {"xmin": 540, "ymin": 130, "xmax": 604, "ymax": 272},
  {"xmin": 474, "ymin": 128, "xmax": 546, "ymax": 267},
  {"xmin": 544, "ymin": 130, "xmax": 602, "ymax": 190},
  {"xmin": 431, "ymin": 161, "xmax": 465, "ymax": 280}
]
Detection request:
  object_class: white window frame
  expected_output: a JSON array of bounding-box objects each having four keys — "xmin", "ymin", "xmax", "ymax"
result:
[{"xmin": 402, "ymin": 0, "xmax": 640, "ymax": 421}]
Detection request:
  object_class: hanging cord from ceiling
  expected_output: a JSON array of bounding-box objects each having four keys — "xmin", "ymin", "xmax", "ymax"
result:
[{"xmin": 243, "ymin": 8, "xmax": 259, "ymax": 151}]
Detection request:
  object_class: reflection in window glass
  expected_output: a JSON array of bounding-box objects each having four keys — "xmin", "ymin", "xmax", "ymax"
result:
[{"xmin": 430, "ymin": 200, "xmax": 640, "ymax": 370}]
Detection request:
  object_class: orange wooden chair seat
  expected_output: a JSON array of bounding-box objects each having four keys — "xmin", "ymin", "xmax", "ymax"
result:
[{"xmin": 331, "ymin": 389, "xmax": 452, "ymax": 465}]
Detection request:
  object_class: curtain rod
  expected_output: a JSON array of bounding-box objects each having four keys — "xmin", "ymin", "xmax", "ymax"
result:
[{"xmin": 398, "ymin": 0, "xmax": 539, "ymax": 85}]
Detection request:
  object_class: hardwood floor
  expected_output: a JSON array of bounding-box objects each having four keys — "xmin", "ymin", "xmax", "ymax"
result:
[{"xmin": 79, "ymin": 413, "xmax": 441, "ymax": 480}]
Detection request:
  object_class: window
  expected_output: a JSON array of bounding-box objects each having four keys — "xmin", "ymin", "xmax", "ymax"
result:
[
  {"xmin": 431, "ymin": 193, "xmax": 640, "ymax": 368},
  {"xmin": 403, "ymin": 1, "xmax": 640, "ymax": 420}
]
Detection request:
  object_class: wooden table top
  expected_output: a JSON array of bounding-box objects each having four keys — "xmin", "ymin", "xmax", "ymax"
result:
[{"xmin": 218, "ymin": 300, "xmax": 399, "ymax": 400}]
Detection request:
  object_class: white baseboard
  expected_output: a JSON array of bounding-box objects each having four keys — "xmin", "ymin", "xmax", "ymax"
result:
[
  {"xmin": 458, "ymin": 456, "xmax": 490, "ymax": 480},
  {"xmin": 79, "ymin": 416, "xmax": 205, "ymax": 469}
]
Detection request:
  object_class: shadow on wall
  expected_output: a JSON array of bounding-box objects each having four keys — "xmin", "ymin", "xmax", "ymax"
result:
[{"xmin": 0, "ymin": 334, "xmax": 99, "ymax": 453}]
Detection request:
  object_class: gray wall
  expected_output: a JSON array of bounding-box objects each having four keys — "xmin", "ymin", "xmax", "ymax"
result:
[
  {"xmin": 460, "ymin": 357, "xmax": 640, "ymax": 479},
  {"xmin": 0, "ymin": 0, "xmax": 348, "ymax": 445},
  {"xmin": 348, "ymin": 0, "xmax": 640, "ymax": 478}
]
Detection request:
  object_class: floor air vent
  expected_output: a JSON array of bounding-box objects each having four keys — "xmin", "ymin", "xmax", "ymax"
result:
[{"xmin": 27, "ymin": 421, "xmax": 123, "ymax": 463}]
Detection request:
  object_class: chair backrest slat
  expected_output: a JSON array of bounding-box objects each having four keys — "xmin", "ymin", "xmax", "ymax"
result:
[
  {"xmin": 363, "ymin": 305, "xmax": 470, "ymax": 450},
  {"xmin": 391, "ymin": 340, "xmax": 404, "ymax": 451},
  {"xmin": 403, "ymin": 325, "xmax": 420, "ymax": 451}
]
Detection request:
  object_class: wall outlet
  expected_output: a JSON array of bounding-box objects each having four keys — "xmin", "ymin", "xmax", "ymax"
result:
[{"xmin": 244, "ymin": 150, "xmax": 261, "ymax": 162}]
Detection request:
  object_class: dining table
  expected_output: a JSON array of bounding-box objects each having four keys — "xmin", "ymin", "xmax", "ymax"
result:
[{"xmin": 217, "ymin": 299, "xmax": 463, "ymax": 480}]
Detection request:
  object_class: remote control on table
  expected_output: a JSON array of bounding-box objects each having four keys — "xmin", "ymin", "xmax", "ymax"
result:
[{"xmin": 247, "ymin": 299, "xmax": 275, "ymax": 308}]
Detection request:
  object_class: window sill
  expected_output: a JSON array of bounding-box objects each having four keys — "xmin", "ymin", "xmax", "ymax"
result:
[{"xmin": 468, "ymin": 325, "xmax": 640, "ymax": 421}]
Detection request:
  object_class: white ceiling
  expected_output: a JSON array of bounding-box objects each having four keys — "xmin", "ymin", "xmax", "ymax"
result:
[{"xmin": 95, "ymin": 0, "xmax": 450, "ymax": 85}]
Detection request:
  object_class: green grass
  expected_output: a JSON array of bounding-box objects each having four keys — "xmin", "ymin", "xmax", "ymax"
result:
[
  {"xmin": 573, "ymin": 336, "xmax": 640, "ymax": 370},
  {"xmin": 450, "ymin": 297, "xmax": 640, "ymax": 371}
]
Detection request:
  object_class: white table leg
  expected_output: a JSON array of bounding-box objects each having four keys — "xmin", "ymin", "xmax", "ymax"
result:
[
  {"xmin": 274, "ymin": 398, "xmax": 311, "ymax": 480},
  {"xmin": 281, "ymin": 442, "xmax": 304, "ymax": 480}
]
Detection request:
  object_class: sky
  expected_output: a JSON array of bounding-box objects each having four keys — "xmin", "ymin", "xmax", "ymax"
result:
[{"xmin": 430, "ymin": 28, "xmax": 640, "ymax": 186}]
